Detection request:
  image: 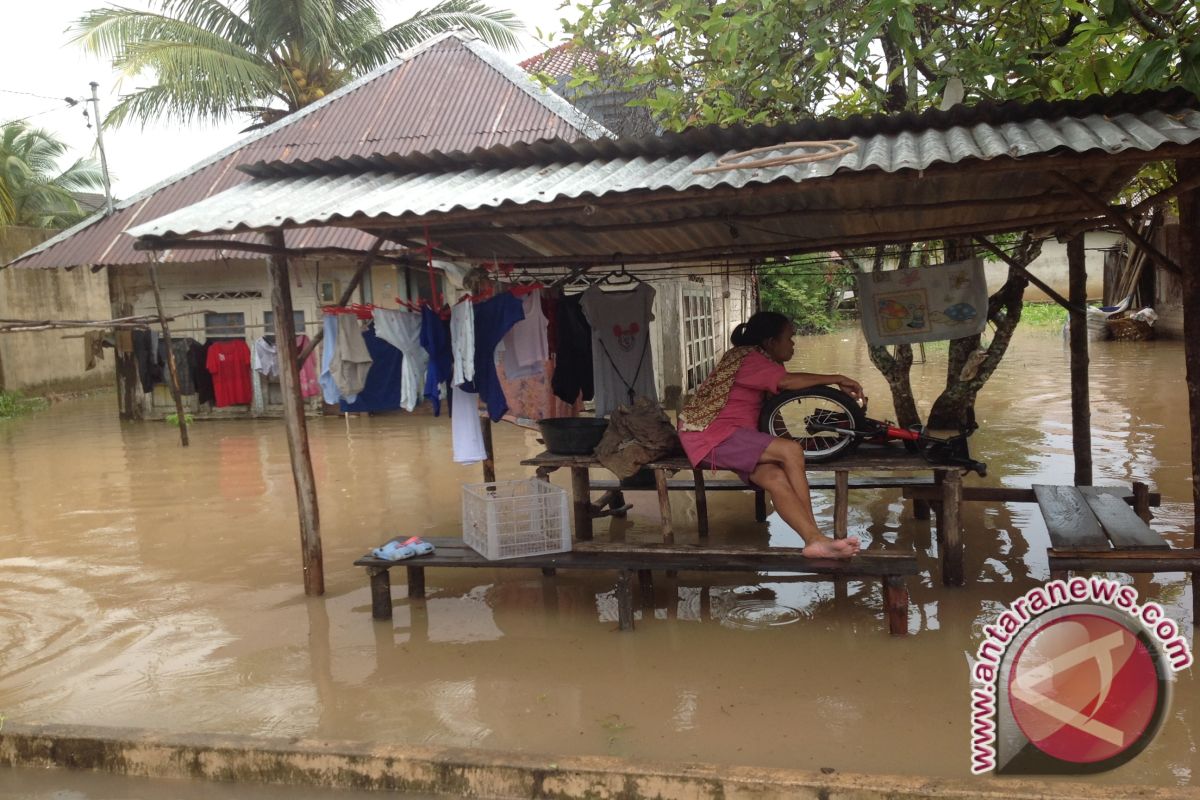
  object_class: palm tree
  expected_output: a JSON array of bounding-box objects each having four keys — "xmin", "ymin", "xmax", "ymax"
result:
[
  {"xmin": 0, "ymin": 123, "xmax": 106, "ymax": 228},
  {"xmin": 72, "ymin": 0, "xmax": 524, "ymax": 130}
]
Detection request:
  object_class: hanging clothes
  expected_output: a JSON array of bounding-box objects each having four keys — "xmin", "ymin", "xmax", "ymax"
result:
[
  {"xmin": 330, "ymin": 314, "xmax": 373, "ymax": 401},
  {"xmin": 339, "ymin": 325, "xmax": 403, "ymax": 413},
  {"xmin": 296, "ymin": 335, "xmax": 321, "ymax": 399},
  {"xmin": 497, "ymin": 358, "xmax": 579, "ymax": 423},
  {"xmin": 251, "ymin": 337, "xmax": 279, "ymax": 378},
  {"xmin": 131, "ymin": 329, "xmax": 157, "ymax": 393},
  {"xmin": 541, "ymin": 292, "xmax": 559, "ymax": 358},
  {"xmin": 191, "ymin": 341, "xmax": 215, "ymax": 405},
  {"xmin": 462, "ymin": 292, "xmax": 524, "ymax": 422},
  {"xmin": 372, "ymin": 308, "xmax": 427, "ymax": 413},
  {"xmin": 319, "ymin": 314, "xmax": 344, "ymax": 404},
  {"xmin": 501, "ymin": 288, "xmax": 549, "ymax": 379},
  {"xmin": 420, "ymin": 306, "xmax": 452, "ymax": 416},
  {"xmin": 551, "ymin": 293, "xmax": 594, "ymax": 405},
  {"xmin": 450, "ymin": 300, "xmax": 476, "ymax": 388},
  {"xmin": 580, "ymin": 283, "xmax": 657, "ymax": 416},
  {"xmin": 452, "ymin": 386, "xmax": 487, "ymax": 464},
  {"xmin": 157, "ymin": 337, "xmax": 197, "ymax": 394},
  {"xmin": 205, "ymin": 339, "xmax": 253, "ymax": 407}
]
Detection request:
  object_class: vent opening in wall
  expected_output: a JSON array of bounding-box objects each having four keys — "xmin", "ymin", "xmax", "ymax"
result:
[{"xmin": 182, "ymin": 290, "xmax": 262, "ymax": 301}]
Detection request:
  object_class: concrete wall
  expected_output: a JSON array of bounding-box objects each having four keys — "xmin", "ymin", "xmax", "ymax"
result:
[
  {"xmin": 0, "ymin": 226, "xmax": 115, "ymax": 394},
  {"xmin": 982, "ymin": 231, "xmax": 1117, "ymax": 302}
]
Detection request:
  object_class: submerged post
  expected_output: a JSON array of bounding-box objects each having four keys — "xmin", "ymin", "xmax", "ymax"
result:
[
  {"xmin": 1067, "ymin": 234, "xmax": 1092, "ymax": 486},
  {"xmin": 1175, "ymin": 158, "xmax": 1200, "ymax": 620},
  {"xmin": 267, "ymin": 231, "xmax": 324, "ymax": 596},
  {"xmin": 147, "ymin": 260, "xmax": 189, "ymax": 447}
]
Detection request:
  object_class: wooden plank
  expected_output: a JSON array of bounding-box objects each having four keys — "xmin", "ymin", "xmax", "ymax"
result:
[
  {"xmin": 1048, "ymin": 551, "xmax": 1200, "ymax": 572},
  {"xmin": 523, "ymin": 446, "xmax": 961, "ymax": 473},
  {"xmin": 655, "ymin": 468, "xmax": 675, "ymax": 544},
  {"xmin": 904, "ymin": 485, "xmax": 1162, "ymax": 506},
  {"xmin": 1034, "ymin": 485, "xmax": 1110, "ymax": 551},
  {"xmin": 354, "ymin": 538, "xmax": 920, "ymax": 576},
  {"xmin": 570, "ymin": 467, "xmax": 592, "ymax": 541},
  {"xmin": 1077, "ymin": 488, "xmax": 1169, "ymax": 550},
  {"xmin": 590, "ymin": 476, "xmax": 938, "ymax": 492}
]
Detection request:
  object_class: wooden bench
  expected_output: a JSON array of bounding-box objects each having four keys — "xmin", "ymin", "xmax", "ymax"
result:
[
  {"xmin": 354, "ymin": 537, "xmax": 920, "ymax": 635},
  {"xmin": 1033, "ymin": 484, "xmax": 1199, "ymax": 624},
  {"xmin": 521, "ymin": 448, "xmax": 967, "ymax": 585}
]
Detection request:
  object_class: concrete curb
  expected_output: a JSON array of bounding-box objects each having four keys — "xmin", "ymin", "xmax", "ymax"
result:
[{"xmin": 0, "ymin": 723, "xmax": 1192, "ymax": 799}]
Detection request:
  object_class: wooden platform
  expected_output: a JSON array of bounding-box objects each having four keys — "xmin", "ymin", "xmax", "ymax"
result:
[
  {"xmin": 1033, "ymin": 483, "xmax": 1198, "ymax": 624},
  {"xmin": 355, "ymin": 537, "xmax": 919, "ymax": 635},
  {"xmin": 522, "ymin": 446, "xmax": 969, "ymax": 586}
]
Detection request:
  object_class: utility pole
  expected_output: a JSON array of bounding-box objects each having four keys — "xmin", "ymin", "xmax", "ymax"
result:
[{"xmin": 88, "ymin": 82, "xmax": 114, "ymax": 215}]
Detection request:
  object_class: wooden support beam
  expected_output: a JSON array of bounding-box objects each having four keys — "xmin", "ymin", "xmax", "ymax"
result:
[
  {"xmin": 1052, "ymin": 172, "xmax": 1183, "ymax": 275},
  {"xmin": 147, "ymin": 261, "xmax": 188, "ymax": 447},
  {"xmin": 1060, "ymin": 170, "xmax": 1200, "ymax": 239},
  {"xmin": 266, "ymin": 230, "xmax": 324, "ymax": 596},
  {"xmin": 1067, "ymin": 235, "xmax": 1092, "ymax": 486},
  {"xmin": 972, "ymin": 235, "xmax": 1080, "ymax": 312},
  {"xmin": 1175, "ymin": 157, "xmax": 1200, "ymax": 623}
]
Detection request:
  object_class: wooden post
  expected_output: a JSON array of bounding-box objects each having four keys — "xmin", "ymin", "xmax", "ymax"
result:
[
  {"xmin": 147, "ymin": 262, "xmax": 188, "ymax": 447},
  {"xmin": 655, "ymin": 468, "xmax": 675, "ymax": 544},
  {"xmin": 266, "ymin": 231, "xmax": 324, "ymax": 596},
  {"xmin": 1132, "ymin": 481, "xmax": 1152, "ymax": 523},
  {"xmin": 1067, "ymin": 234, "xmax": 1093, "ymax": 486},
  {"xmin": 481, "ymin": 415, "xmax": 496, "ymax": 483},
  {"xmin": 884, "ymin": 576, "xmax": 909, "ymax": 636},
  {"xmin": 693, "ymin": 469, "xmax": 709, "ymax": 538},
  {"xmin": 941, "ymin": 469, "xmax": 964, "ymax": 586},
  {"xmin": 833, "ymin": 470, "xmax": 849, "ymax": 539},
  {"xmin": 616, "ymin": 570, "xmax": 635, "ymax": 631},
  {"xmin": 570, "ymin": 467, "xmax": 593, "ymax": 541},
  {"xmin": 406, "ymin": 565, "xmax": 426, "ymax": 599},
  {"xmin": 754, "ymin": 489, "xmax": 767, "ymax": 522},
  {"xmin": 1175, "ymin": 158, "xmax": 1200, "ymax": 622},
  {"xmin": 369, "ymin": 568, "xmax": 392, "ymax": 620}
]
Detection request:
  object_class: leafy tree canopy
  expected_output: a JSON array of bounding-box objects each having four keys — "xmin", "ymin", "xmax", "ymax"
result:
[
  {"xmin": 0, "ymin": 122, "xmax": 105, "ymax": 228},
  {"xmin": 563, "ymin": 0, "xmax": 1200, "ymax": 129},
  {"xmin": 73, "ymin": 0, "xmax": 525, "ymax": 130}
]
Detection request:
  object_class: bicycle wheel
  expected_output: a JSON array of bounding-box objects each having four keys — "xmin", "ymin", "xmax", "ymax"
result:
[{"xmin": 758, "ymin": 386, "xmax": 867, "ymax": 463}]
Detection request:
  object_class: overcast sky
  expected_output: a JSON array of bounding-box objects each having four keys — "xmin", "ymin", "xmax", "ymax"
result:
[{"xmin": 0, "ymin": 0, "xmax": 574, "ymax": 198}]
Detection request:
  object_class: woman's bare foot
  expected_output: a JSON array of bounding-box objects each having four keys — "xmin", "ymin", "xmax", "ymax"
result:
[{"xmin": 802, "ymin": 536, "xmax": 860, "ymax": 559}]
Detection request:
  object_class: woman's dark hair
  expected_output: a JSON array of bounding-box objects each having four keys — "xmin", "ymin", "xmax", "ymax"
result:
[{"xmin": 731, "ymin": 311, "xmax": 792, "ymax": 347}]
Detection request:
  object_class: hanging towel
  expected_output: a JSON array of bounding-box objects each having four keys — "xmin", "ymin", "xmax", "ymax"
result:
[
  {"xmin": 855, "ymin": 258, "xmax": 988, "ymax": 346},
  {"xmin": 372, "ymin": 308, "xmax": 427, "ymax": 412},
  {"xmin": 296, "ymin": 335, "xmax": 321, "ymax": 399},
  {"xmin": 450, "ymin": 300, "xmax": 476, "ymax": 387},
  {"xmin": 420, "ymin": 306, "xmax": 453, "ymax": 416},
  {"xmin": 331, "ymin": 314, "xmax": 373, "ymax": 401},
  {"xmin": 319, "ymin": 315, "xmax": 343, "ymax": 404},
  {"xmin": 452, "ymin": 386, "xmax": 487, "ymax": 464}
]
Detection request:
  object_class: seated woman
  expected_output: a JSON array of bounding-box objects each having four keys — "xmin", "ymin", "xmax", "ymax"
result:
[{"xmin": 678, "ymin": 312, "xmax": 864, "ymax": 559}]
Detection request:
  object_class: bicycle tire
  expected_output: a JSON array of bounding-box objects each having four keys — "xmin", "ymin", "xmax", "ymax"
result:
[{"xmin": 758, "ymin": 386, "xmax": 867, "ymax": 463}]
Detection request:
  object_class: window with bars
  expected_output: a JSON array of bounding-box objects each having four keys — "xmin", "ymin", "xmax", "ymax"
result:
[
  {"xmin": 682, "ymin": 287, "xmax": 717, "ymax": 391},
  {"xmin": 204, "ymin": 311, "xmax": 245, "ymax": 339}
]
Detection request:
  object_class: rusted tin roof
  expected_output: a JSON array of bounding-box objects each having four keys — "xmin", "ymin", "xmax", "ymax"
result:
[
  {"xmin": 519, "ymin": 43, "xmax": 598, "ymax": 78},
  {"xmin": 8, "ymin": 32, "xmax": 608, "ymax": 270},
  {"xmin": 126, "ymin": 91, "xmax": 1200, "ymax": 265}
]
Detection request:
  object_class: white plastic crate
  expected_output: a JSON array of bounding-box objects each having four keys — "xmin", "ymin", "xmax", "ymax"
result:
[{"xmin": 462, "ymin": 478, "xmax": 571, "ymax": 560}]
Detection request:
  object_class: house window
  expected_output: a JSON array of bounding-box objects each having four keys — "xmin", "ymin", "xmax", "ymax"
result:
[
  {"xmin": 204, "ymin": 312, "xmax": 245, "ymax": 339},
  {"xmin": 262, "ymin": 310, "xmax": 306, "ymax": 340},
  {"xmin": 682, "ymin": 287, "xmax": 717, "ymax": 391}
]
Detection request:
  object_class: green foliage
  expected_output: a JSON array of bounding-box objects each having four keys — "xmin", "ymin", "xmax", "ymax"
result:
[
  {"xmin": 165, "ymin": 412, "xmax": 196, "ymax": 427},
  {"xmin": 563, "ymin": 1, "xmax": 1200, "ymax": 130},
  {"xmin": 0, "ymin": 391, "xmax": 48, "ymax": 420},
  {"xmin": 0, "ymin": 123, "xmax": 105, "ymax": 228},
  {"xmin": 1020, "ymin": 301, "xmax": 1069, "ymax": 328},
  {"xmin": 72, "ymin": 0, "xmax": 525, "ymax": 129},
  {"xmin": 758, "ymin": 258, "xmax": 855, "ymax": 335}
]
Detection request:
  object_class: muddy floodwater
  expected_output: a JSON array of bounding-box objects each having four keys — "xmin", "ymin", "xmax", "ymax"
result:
[{"xmin": 0, "ymin": 326, "xmax": 1195, "ymax": 788}]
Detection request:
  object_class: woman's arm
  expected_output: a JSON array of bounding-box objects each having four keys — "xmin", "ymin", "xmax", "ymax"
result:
[{"xmin": 778, "ymin": 371, "xmax": 864, "ymax": 399}]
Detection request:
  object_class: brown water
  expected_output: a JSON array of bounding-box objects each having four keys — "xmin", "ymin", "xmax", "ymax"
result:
[{"xmin": 0, "ymin": 327, "xmax": 1195, "ymax": 788}]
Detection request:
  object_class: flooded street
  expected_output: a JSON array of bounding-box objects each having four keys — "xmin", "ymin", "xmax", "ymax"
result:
[{"xmin": 0, "ymin": 326, "xmax": 1195, "ymax": 788}]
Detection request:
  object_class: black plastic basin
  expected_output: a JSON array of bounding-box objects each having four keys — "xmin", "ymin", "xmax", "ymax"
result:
[{"xmin": 538, "ymin": 417, "xmax": 609, "ymax": 455}]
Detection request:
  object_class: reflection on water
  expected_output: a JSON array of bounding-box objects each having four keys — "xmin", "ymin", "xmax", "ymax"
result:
[{"xmin": 0, "ymin": 328, "xmax": 1194, "ymax": 784}]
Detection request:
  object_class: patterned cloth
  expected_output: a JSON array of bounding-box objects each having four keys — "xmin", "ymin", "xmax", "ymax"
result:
[
  {"xmin": 855, "ymin": 258, "xmax": 988, "ymax": 346},
  {"xmin": 677, "ymin": 346, "xmax": 761, "ymax": 432}
]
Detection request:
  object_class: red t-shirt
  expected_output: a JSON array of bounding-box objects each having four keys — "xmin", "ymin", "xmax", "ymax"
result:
[
  {"xmin": 206, "ymin": 340, "xmax": 253, "ymax": 407},
  {"xmin": 678, "ymin": 350, "xmax": 786, "ymax": 466}
]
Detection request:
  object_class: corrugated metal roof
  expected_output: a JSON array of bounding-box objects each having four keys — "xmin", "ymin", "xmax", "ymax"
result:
[
  {"xmin": 125, "ymin": 104, "xmax": 1200, "ymax": 263},
  {"xmin": 519, "ymin": 43, "xmax": 598, "ymax": 78},
  {"xmin": 8, "ymin": 32, "xmax": 608, "ymax": 270}
]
